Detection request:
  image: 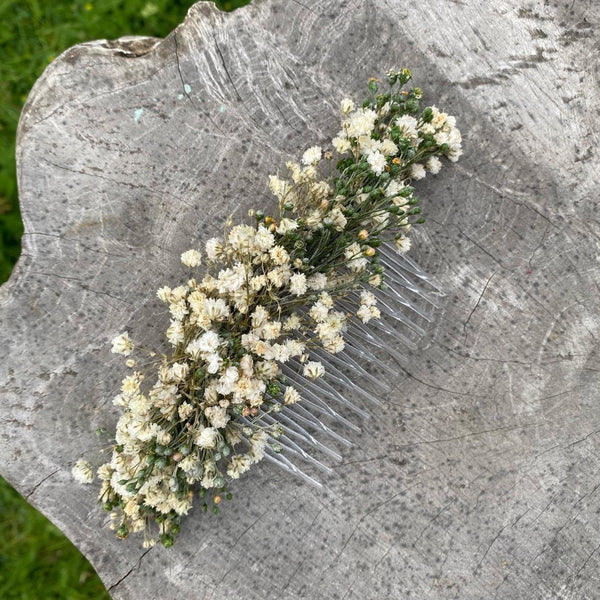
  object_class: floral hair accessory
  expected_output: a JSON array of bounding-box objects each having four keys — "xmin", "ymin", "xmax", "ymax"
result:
[{"xmin": 75, "ymin": 69, "xmax": 462, "ymax": 547}]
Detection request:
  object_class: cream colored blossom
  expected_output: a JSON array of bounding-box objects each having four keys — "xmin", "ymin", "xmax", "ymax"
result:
[
  {"xmin": 276, "ymin": 218, "xmax": 298, "ymax": 235},
  {"xmin": 72, "ymin": 459, "xmax": 94, "ymax": 484},
  {"xmin": 303, "ymin": 361, "xmax": 325, "ymax": 379},
  {"xmin": 284, "ymin": 386, "xmax": 301, "ymax": 405},
  {"xmin": 180, "ymin": 249, "xmax": 202, "ymax": 268},
  {"xmin": 302, "ymin": 145, "xmax": 322, "ymax": 166},
  {"xmin": 289, "ymin": 273, "xmax": 307, "ymax": 296},
  {"xmin": 410, "ymin": 163, "xmax": 426, "ymax": 180},
  {"xmin": 367, "ymin": 151, "xmax": 387, "ymax": 175},
  {"xmin": 195, "ymin": 427, "xmax": 219, "ymax": 449},
  {"xmin": 395, "ymin": 236, "xmax": 412, "ymax": 253},
  {"xmin": 111, "ymin": 332, "xmax": 133, "ymax": 356},
  {"xmin": 340, "ymin": 98, "xmax": 354, "ymax": 114},
  {"xmin": 426, "ymin": 156, "xmax": 442, "ymax": 174},
  {"xmin": 332, "ymin": 136, "xmax": 351, "ymax": 154}
]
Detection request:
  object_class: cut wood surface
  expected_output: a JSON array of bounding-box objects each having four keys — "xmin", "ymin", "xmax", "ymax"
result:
[{"xmin": 2, "ymin": 0, "xmax": 600, "ymax": 598}]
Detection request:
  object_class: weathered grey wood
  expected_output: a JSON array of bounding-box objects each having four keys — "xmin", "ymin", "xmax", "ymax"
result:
[{"xmin": 2, "ymin": 0, "xmax": 600, "ymax": 598}]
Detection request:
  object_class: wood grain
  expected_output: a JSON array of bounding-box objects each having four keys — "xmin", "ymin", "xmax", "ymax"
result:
[{"xmin": 2, "ymin": 0, "xmax": 600, "ymax": 598}]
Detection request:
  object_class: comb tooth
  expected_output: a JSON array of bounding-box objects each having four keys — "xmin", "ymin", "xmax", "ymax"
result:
[
  {"xmin": 248, "ymin": 250, "xmax": 439, "ymax": 487},
  {"xmin": 380, "ymin": 245, "xmax": 444, "ymax": 294},
  {"xmin": 378, "ymin": 258, "xmax": 441, "ymax": 309},
  {"xmin": 280, "ymin": 367, "xmax": 362, "ymax": 432},
  {"xmin": 342, "ymin": 333, "xmax": 399, "ymax": 376},
  {"xmin": 283, "ymin": 361, "xmax": 355, "ymax": 408},
  {"xmin": 296, "ymin": 395, "xmax": 361, "ymax": 433},
  {"xmin": 369, "ymin": 316, "xmax": 422, "ymax": 348},
  {"xmin": 375, "ymin": 282, "xmax": 439, "ymax": 319},
  {"xmin": 282, "ymin": 363, "xmax": 355, "ymax": 410},
  {"xmin": 241, "ymin": 416, "xmax": 334, "ymax": 473},
  {"xmin": 260, "ymin": 412, "xmax": 343, "ymax": 461},
  {"xmin": 281, "ymin": 405, "xmax": 353, "ymax": 446},
  {"xmin": 380, "ymin": 259, "xmax": 434, "ymax": 297},
  {"xmin": 341, "ymin": 294, "xmax": 426, "ymax": 339},
  {"xmin": 287, "ymin": 359, "xmax": 371, "ymax": 419},
  {"xmin": 343, "ymin": 320, "xmax": 388, "ymax": 350},
  {"xmin": 397, "ymin": 253, "xmax": 443, "ymax": 290},
  {"xmin": 309, "ymin": 345, "xmax": 389, "ymax": 396},
  {"xmin": 293, "ymin": 328, "xmax": 395, "ymax": 386},
  {"xmin": 367, "ymin": 293, "xmax": 427, "ymax": 336},
  {"xmin": 302, "ymin": 351, "xmax": 384, "ymax": 407},
  {"xmin": 263, "ymin": 451, "xmax": 323, "ymax": 489},
  {"xmin": 380, "ymin": 246, "xmax": 440, "ymax": 288},
  {"xmin": 293, "ymin": 343, "xmax": 380, "ymax": 397},
  {"xmin": 378, "ymin": 243, "xmax": 426, "ymax": 273},
  {"xmin": 347, "ymin": 315, "xmax": 417, "ymax": 351},
  {"xmin": 260, "ymin": 409, "xmax": 342, "ymax": 457},
  {"xmin": 361, "ymin": 275, "xmax": 438, "ymax": 314},
  {"xmin": 275, "ymin": 435, "xmax": 334, "ymax": 473},
  {"xmin": 379, "ymin": 248, "xmax": 432, "ymax": 285}
]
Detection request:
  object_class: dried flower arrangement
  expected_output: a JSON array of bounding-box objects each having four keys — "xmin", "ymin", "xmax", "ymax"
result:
[{"xmin": 73, "ymin": 69, "xmax": 462, "ymax": 547}]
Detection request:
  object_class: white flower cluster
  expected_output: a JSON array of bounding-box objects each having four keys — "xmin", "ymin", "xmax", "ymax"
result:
[
  {"xmin": 72, "ymin": 459, "xmax": 94, "ymax": 484},
  {"xmin": 90, "ymin": 70, "xmax": 461, "ymax": 546}
]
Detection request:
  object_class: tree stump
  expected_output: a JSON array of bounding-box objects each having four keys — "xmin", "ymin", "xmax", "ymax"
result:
[{"xmin": 2, "ymin": 0, "xmax": 600, "ymax": 598}]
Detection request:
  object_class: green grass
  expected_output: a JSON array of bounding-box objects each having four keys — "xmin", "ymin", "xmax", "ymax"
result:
[
  {"xmin": 0, "ymin": 0, "xmax": 251, "ymax": 282},
  {"xmin": 0, "ymin": 480, "xmax": 112, "ymax": 599},
  {"xmin": 0, "ymin": 1, "xmax": 250, "ymax": 597}
]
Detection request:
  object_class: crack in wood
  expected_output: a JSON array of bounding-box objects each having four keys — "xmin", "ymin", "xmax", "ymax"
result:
[
  {"xmin": 25, "ymin": 468, "xmax": 60, "ymax": 500},
  {"xmin": 107, "ymin": 548, "xmax": 152, "ymax": 593},
  {"xmin": 463, "ymin": 271, "xmax": 497, "ymax": 344}
]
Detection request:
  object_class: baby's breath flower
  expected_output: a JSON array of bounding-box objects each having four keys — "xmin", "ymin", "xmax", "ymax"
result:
[
  {"xmin": 332, "ymin": 136, "xmax": 351, "ymax": 154},
  {"xmin": 205, "ymin": 405, "xmax": 230, "ymax": 429},
  {"xmin": 360, "ymin": 290, "xmax": 377, "ymax": 307},
  {"xmin": 269, "ymin": 175, "xmax": 289, "ymax": 199},
  {"xmin": 307, "ymin": 273, "xmax": 328, "ymax": 291},
  {"xmin": 410, "ymin": 163, "xmax": 426, "ymax": 180},
  {"xmin": 329, "ymin": 207, "xmax": 347, "ymax": 232},
  {"xmin": 111, "ymin": 332, "xmax": 133, "ymax": 356},
  {"xmin": 180, "ymin": 249, "xmax": 202, "ymax": 268},
  {"xmin": 395, "ymin": 236, "xmax": 412, "ymax": 254},
  {"xmin": 368, "ymin": 273, "xmax": 382, "ymax": 286},
  {"xmin": 276, "ymin": 218, "xmax": 298, "ymax": 235},
  {"xmin": 254, "ymin": 226, "xmax": 275, "ymax": 251},
  {"xmin": 345, "ymin": 108, "xmax": 377, "ymax": 137},
  {"xmin": 166, "ymin": 320, "xmax": 185, "ymax": 346},
  {"xmin": 303, "ymin": 361, "xmax": 325, "ymax": 380},
  {"xmin": 340, "ymin": 98, "xmax": 354, "ymax": 114},
  {"xmin": 302, "ymin": 145, "xmax": 322, "ymax": 166},
  {"xmin": 156, "ymin": 286, "xmax": 172, "ymax": 303},
  {"xmin": 396, "ymin": 114, "xmax": 418, "ymax": 141},
  {"xmin": 380, "ymin": 139, "xmax": 398, "ymax": 156},
  {"xmin": 227, "ymin": 455, "xmax": 251, "ymax": 479},
  {"xmin": 72, "ymin": 459, "xmax": 94, "ymax": 484},
  {"xmin": 269, "ymin": 246, "xmax": 290, "ymax": 266},
  {"xmin": 289, "ymin": 273, "xmax": 308, "ymax": 296},
  {"xmin": 195, "ymin": 427, "xmax": 219, "ymax": 449},
  {"xmin": 367, "ymin": 151, "xmax": 387, "ymax": 175},
  {"xmin": 98, "ymin": 72, "xmax": 461, "ymax": 547},
  {"xmin": 284, "ymin": 386, "xmax": 301, "ymax": 405},
  {"xmin": 205, "ymin": 237, "xmax": 224, "ymax": 261},
  {"xmin": 426, "ymin": 156, "xmax": 442, "ymax": 174}
]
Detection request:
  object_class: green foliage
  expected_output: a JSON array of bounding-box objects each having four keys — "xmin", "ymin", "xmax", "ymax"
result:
[
  {"xmin": 0, "ymin": 477, "xmax": 111, "ymax": 599},
  {"xmin": 0, "ymin": 0, "xmax": 251, "ymax": 596},
  {"xmin": 0, "ymin": 0, "xmax": 251, "ymax": 283}
]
